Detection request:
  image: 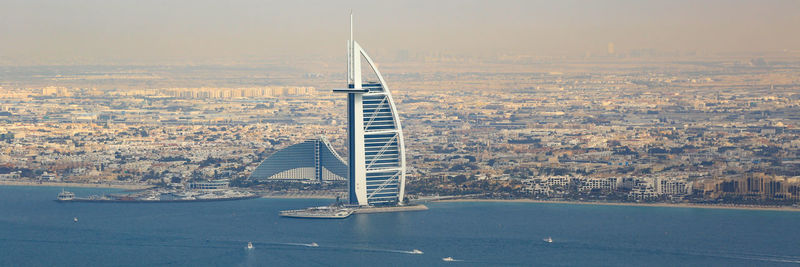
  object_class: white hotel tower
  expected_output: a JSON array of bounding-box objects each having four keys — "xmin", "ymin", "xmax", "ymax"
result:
[{"xmin": 334, "ymin": 13, "xmax": 407, "ymax": 206}]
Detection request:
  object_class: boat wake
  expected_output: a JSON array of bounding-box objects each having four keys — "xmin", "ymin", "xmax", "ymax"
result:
[
  {"xmin": 352, "ymin": 247, "xmax": 417, "ymax": 254},
  {"xmin": 376, "ymin": 248, "xmax": 423, "ymax": 254},
  {"xmin": 230, "ymin": 240, "xmax": 418, "ymax": 255},
  {"xmin": 312, "ymin": 245, "xmax": 427, "ymax": 255},
  {"xmin": 235, "ymin": 240, "xmax": 426, "ymax": 256},
  {"xmin": 442, "ymin": 257, "xmax": 463, "ymax": 262},
  {"xmin": 281, "ymin": 242, "xmax": 320, "ymax": 247}
]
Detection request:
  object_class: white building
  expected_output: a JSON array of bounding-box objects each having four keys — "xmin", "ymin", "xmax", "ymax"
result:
[
  {"xmin": 333, "ymin": 13, "xmax": 407, "ymax": 206},
  {"xmin": 580, "ymin": 177, "xmax": 620, "ymax": 192},
  {"xmin": 658, "ymin": 179, "xmax": 692, "ymax": 195}
]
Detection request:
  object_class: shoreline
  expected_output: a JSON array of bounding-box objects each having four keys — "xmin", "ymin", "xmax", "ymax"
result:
[
  {"xmin": 0, "ymin": 180, "xmax": 153, "ymax": 190},
  {"xmin": 353, "ymin": 204, "xmax": 429, "ymax": 214},
  {"xmin": 259, "ymin": 193, "xmax": 338, "ymax": 200},
  {"xmin": 4, "ymin": 181, "xmax": 795, "ymax": 213},
  {"xmin": 433, "ymin": 198, "xmax": 800, "ymax": 212}
]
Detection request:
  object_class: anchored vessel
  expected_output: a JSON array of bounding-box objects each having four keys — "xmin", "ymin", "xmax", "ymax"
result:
[
  {"xmin": 280, "ymin": 205, "xmax": 354, "ymax": 219},
  {"xmin": 279, "ymin": 203, "xmax": 428, "ymax": 219},
  {"xmin": 57, "ymin": 190, "xmax": 75, "ymax": 201}
]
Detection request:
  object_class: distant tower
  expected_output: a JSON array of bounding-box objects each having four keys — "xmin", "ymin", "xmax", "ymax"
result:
[
  {"xmin": 607, "ymin": 42, "xmax": 615, "ymax": 55},
  {"xmin": 333, "ymin": 12, "xmax": 407, "ymax": 206}
]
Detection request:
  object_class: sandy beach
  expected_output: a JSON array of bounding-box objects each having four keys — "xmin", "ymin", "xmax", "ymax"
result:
[
  {"xmin": 0, "ymin": 180, "xmax": 152, "ymax": 190},
  {"xmin": 434, "ymin": 198, "xmax": 800, "ymax": 212}
]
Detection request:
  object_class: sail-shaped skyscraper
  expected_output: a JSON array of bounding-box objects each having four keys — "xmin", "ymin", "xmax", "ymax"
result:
[{"xmin": 334, "ymin": 13, "xmax": 406, "ymax": 206}]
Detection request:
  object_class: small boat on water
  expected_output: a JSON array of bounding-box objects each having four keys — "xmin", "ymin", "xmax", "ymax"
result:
[
  {"xmin": 442, "ymin": 257, "xmax": 456, "ymax": 262},
  {"xmin": 307, "ymin": 242, "xmax": 319, "ymax": 247},
  {"xmin": 73, "ymin": 217, "xmax": 78, "ymax": 223},
  {"xmin": 246, "ymin": 242, "xmax": 254, "ymax": 250},
  {"xmin": 57, "ymin": 190, "xmax": 75, "ymax": 201},
  {"xmin": 410, "ymin": 249, "xmax": 423, "ymax": 254},
  {"xmin": 543, "ymin": 237, "xmax": 553, "ymax": 243}
]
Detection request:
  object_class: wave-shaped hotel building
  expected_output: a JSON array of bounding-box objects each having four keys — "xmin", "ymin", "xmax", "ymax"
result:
[{"xmin": 333, "ymin": 13, "xmax": 407, "ymax": 206}]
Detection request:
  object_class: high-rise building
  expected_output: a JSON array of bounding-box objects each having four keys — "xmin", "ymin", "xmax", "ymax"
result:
[{"xmin": 334, "ymin": 13, "xmax": 407, "ymax": 206}]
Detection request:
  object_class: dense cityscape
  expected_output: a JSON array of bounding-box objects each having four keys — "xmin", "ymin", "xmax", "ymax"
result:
[{"xmin": 1, "ymin": 52, "xmax": 799, "ymax": 206}]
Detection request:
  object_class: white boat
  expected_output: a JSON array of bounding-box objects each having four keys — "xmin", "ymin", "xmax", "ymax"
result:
[
  {"xmin": 307, "ymin": 242, "xmax": 319, "ymax": 247},
  {"xmin": 73, "ymin": 217, "xmax": 78, "ymax": 222},
  {"xmin": 442, "ymin": 257, "xmax": 455, "ymax": 262},
  {"xmin": 410, "ymin": 249, "xmax": 423, "ymax": 254},
  {"xmin": 280, "ymin": 206, "xmax": 354, "ymax": 219},
  {"xmin": 246, "ymin": 242, "xmax": 254, "ymax": 250},
  {"xmin": 57, "ymin": 190, "xmax": 75, "ymax": 201},
  {"xmin": 543, "ymin": 237, "xmax": 553, "ymax": 243}
]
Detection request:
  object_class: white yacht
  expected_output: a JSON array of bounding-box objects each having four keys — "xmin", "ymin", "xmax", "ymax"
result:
[
  {"xmin": 442, "ymin": 257, "xmax": 456, "ymax": 262},
  {"xmin": 543, "ymin": 237, "xmax": 553, "ymax": 243},
  {"xmin": 410, "ymin": 249, "xmax": 423, "ymax": 254},
  {"xmin": 307, "ymin": 242, "xmax": 319, "ymax": 247},
  {"xmin": 246, "ymin": 242, "xmax": 254, "ymax": 250},
  {"xmin": 57, "ymin": 190, "xmax": 75, "ymax": 201},
  {"xmin": 280, "ymin": 206, "xmax": 354, "ymax": 219}
]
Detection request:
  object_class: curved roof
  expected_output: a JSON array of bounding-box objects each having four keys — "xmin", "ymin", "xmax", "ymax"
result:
[{"xmin": 249, "ymin": 137, "xmax": 347, "ymax": 182}]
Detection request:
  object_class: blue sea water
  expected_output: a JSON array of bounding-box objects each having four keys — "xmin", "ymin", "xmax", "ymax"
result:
[{"xmin": 1, "ymin": 186, "xmax": 799, "ymax": 266}]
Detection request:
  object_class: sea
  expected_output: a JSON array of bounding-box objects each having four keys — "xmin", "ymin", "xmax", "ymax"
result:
[{"xmin": 1, "ymin": 186, "xmax": 799, "ymax": 266}]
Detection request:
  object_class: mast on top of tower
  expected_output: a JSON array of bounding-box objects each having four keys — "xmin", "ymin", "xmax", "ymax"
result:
[{"xmin": 350, "ymin": 9, "xmax": 353, "ymax": 42}]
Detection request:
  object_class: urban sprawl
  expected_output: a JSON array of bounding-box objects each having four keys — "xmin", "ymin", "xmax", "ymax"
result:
[{"xmin": 1, "ymin": 52, "xmax": 799, "ymax": 206}]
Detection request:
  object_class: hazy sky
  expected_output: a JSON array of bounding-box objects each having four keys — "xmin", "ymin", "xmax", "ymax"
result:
[{"xmin": 1, "ymin": 0, "xmax": 798, "ymax": 65}]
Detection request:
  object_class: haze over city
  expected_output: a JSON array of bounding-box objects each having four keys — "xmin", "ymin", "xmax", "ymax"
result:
[{"xmin": 1, "ymin": 0, "xmax": 799, "ymax": 65}]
